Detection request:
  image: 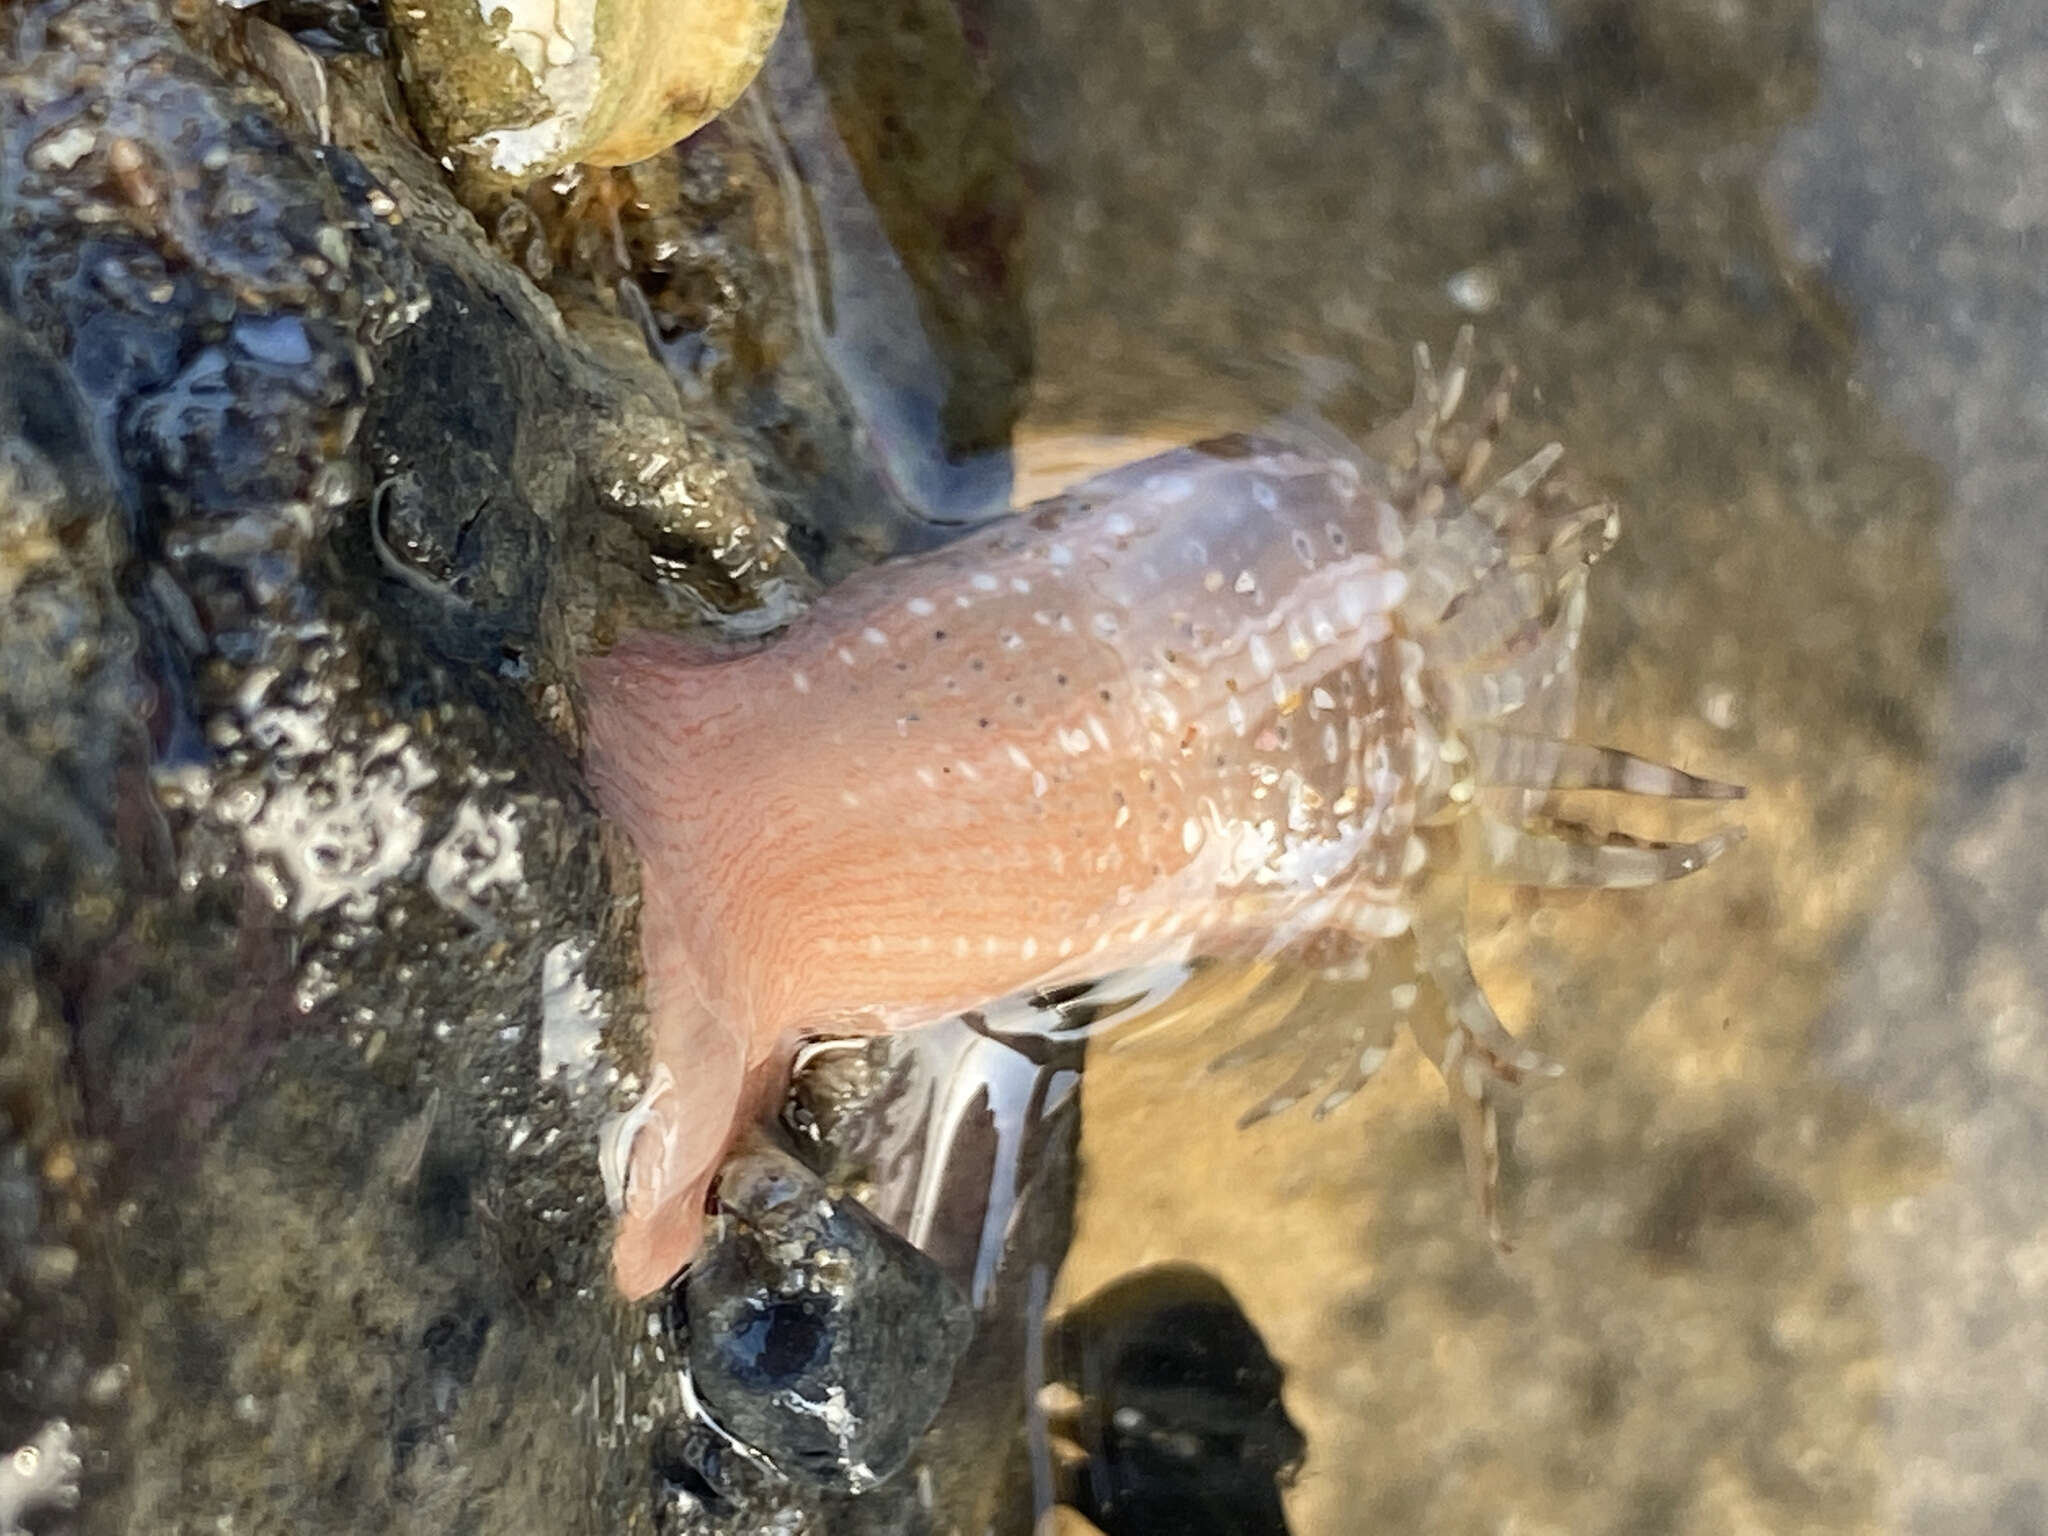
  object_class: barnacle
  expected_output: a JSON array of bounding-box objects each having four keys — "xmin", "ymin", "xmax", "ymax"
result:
[{"xmin": 391, "ymin": 0, "xmax": 789, "ymax": 187}]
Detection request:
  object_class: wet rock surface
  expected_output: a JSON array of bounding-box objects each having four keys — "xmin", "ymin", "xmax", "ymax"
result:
[
  {"xmin": 682, "ymin": 1141, "xmax": 974, "ymax": 1492},
  {"xmin": 0, "ymin": 0, "xmax": 1043, "ymax": 1529},
  {"xmin": 1, "ymin": 1, "xmax": 648, "ymax": 1529},
  {"xmin": 4, "ymin": 0, "xmax": 1073, "ymax": 1531}
]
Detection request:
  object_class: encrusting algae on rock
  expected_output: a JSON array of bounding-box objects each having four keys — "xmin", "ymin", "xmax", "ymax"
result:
[{"xmin": 580, "ymin": 331, "xmax": 1745, "ymax": 1299}]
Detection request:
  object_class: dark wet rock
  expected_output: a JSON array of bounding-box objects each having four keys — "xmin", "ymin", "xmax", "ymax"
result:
[
  {"xmin": 0, "ymin": 0, "xmax": 806, "ymax": 1529},
  {"xmin": 0, "ymin": 313, "xmax": 137, "ymax": 961},
  {"xmin": 0, "ymin": 959, "xmax": 120, "ymax": 1536},
  {"xmin": 0, "ymin": 298, "xmax": 140, "ymax": 1536},
  {"xmin": 681, "ymin": 1140, "xmax": 974, "ymax": 1493},
  {"xmin": 352, "ymin": 259, "xmax": 561, "ymax": 670},
  {"xmin": 0, "ymin": 0, "xmax": 1072, "ymax": 1528}
]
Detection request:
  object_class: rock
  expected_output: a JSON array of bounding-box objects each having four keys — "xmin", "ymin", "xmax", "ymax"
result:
[{"xmin": 682, "ymin": 1140, "xmax": 975, "ymax": 1493}]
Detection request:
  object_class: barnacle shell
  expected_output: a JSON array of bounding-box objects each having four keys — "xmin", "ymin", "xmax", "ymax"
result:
[{"xmin": 391, "ymin": 0, "xmax": 789, "ymax": 186}]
